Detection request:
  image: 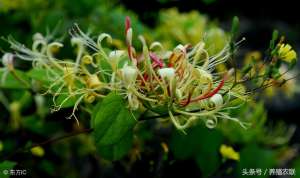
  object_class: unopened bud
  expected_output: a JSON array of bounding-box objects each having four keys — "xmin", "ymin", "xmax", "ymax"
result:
[
  {"xmin": 158, "ymin": 68, "xmax": 175, "ymax": 81},
  {"xmin": 210, "ymin": 93, "xmax": 223, "ymax": 107},
  {"xmin": 2, "ymin": 53, "xmax": 14, "ymax": 70}
]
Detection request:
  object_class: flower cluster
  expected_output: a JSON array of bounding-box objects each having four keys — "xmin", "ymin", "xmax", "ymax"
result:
[{"xmin": 2, "ymin": 17, "xmax": 296, "ymax": 131}]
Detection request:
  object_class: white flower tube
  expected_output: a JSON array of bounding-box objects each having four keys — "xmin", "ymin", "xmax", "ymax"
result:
[
  {"xmin": 121, "ymin": 65, "xmax": 138, "ymax": 87},
  {"xmin": 2, "ymin": 53, "xmax": 14, "ymax": 70},
  {"xmin": 109, "ymin": 50, "xmax": 125, "ymax": 70},
  {"xmin": 158, "ymin": 67, "xmax": 175, "ymax": 81},
  {"xmin": 210, "ymin": 93, "xmax": 223, "ymax": 107}
]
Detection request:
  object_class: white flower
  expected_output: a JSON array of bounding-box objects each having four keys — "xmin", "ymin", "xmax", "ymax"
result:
[
  {"xmin": 2, "ymin": 53, "xmax": 14, "ymax": 70},
  {"xmin": 210, "ymin": 94, "xmax": 223, "ymax": 107},
  {"xmin": 108, "ymin": 50, "xmax": 125, "ymax": 69},
  {"xmin": 158, "ymin": 68, "xmax": 175, "ymax": 81},
  {"xmin": 121, "ymin": 65, "xmax": 138, "ymax": 86},
  {"xmin": 71, "ymin": 37, "xmax": 83, "ymax": 46},
  {"xmin": 126, "ymin": 28, "xmax": 133, "ymax": 45},
  {"xmin": 33, "ymin": 33, "xmax": 44, "ymax": 41}
]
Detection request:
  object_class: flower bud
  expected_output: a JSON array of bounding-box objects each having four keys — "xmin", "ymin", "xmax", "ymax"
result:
[
  {"xmin": 158, "ymin": 68, "xmax": 175, "ymax": 81},
  {"xmin": 2, "ymin": 53, "xmax": 14, "ymax": 70},
  {"xmin": 108, "ymin": 50, "xmax": 125, "ymax": 69},
  {"xmin": 126, "ymin": 28, "xmax": 133, "ymax": 45},
  {"xmin": 86, "ymin": 74, "xmax": 102, "ymax": 88},
  {"xmin": 33, "ymin": 33, "xmax": 44, "ymax": 41},
  {"xmin": 121, "ymin": 66, "xmax": 138, "ymax": 86},
  {"xmin": 84, "ymin": 94, "xmax": 96, "ymax": 103},
  {"xmin": 82, "ymin": 55, "xmax": 93, "ymax": 65},
  {"xmin": 210, "ymin": 93, "xmax": 223, "ymax": 107}
]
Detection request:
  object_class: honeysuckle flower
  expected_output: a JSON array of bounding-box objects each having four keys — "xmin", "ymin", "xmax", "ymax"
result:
[
  {"xmin": 86, "ymin": 74, "xmax": 102, "ymax": 89},
  {"xmin": 2, "ymin": 53, "xmax": 14, "ymax": 71},
  {"xmin": 108, "ymin": 50, "xmax": 125, "ymax": 70},
  {"xmin": 5, "ymin": 16, "xmax": 293, "ymax": 131},
  {"xmin": 158, "ymin": 67, "xmax": 175, "ymax": 81},
  {"xmin": 125, "ymin": 16, "xmax": 137, "ymax": 65},
  {"xmin": 278, "ymin": 43, "xmax": 297, "ymax": 63},
  {"xmin": 81, "ymin": 55, "xmax": 93, "ymax": 65},
  {"xmin": 195, "ymin": 68, "xmax": 213, "ymax": 83},
  {"xmin": 121, "ymin": 65, "xmax": 138, "ymax": 87},
  {"xmin": 33, "ymin": 33, "xmax": 44, "ymax": 41},
  {"xmin": 30, "ymin": 146, "xmax": 45, "ymax": 157},
  {"xmin": 32, "ymin": 33, "xmax": 47, "ymax": 53},
  {"xmin": 210, "ymin": 93, "xmax": 223, "ymax": 107},
  {"xmin": 1, "ymin": 53, "xmax": 15, "ymax": 85},
  {"xmin": 219, "ymin": 144, "xmax": 240, "ymax": 161}
]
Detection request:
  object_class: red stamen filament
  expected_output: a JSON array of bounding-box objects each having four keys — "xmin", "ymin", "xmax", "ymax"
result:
[{"xmin": 180, "ymin": 74, "xmax": 228, "ymax": 106}]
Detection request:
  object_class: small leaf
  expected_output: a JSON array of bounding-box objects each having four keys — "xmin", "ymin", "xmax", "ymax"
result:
[
  {"xmin": 269, "ymin": 29, "xmax": 279, "ymax": 50},
  {"xmin": 231, "ymin": 16, "xmax": 239, "ymax": 40},
  {"xmin": 92, "ymin": 92, "xmax": 137, "ymax": 146}
]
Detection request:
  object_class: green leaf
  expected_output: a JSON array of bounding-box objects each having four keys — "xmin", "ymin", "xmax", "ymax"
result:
[
  {"xmin": 92, "ymin": 92, "xmax": 137, "ymax": 146},
  {"xmin": 27, "ymin": 68, "xmax": 62, "ymax": 88},
  {"xmin": 97, "ymin": 131, "xmax": 133, "ymax": 161},
  {"xmin": 0, "ymin": 161, "xmax": 17, "ymax": 178},
  {"xmin": 170, "ymin": 125, "xmax": 223, "ymax": 177},
  {"xmin": 27, "ymin": 68, "xmax": 50, "ymax": 83}
]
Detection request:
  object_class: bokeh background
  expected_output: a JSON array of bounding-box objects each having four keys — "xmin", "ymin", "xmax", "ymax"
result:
[{"xmin": 0, "ymin": 0, "xmax": 300, "ymax": 178}]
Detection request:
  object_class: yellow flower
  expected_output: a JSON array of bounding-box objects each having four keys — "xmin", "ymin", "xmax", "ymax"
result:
[
  {"xmin": 30, "ymin": 146, "xmax": 45, "ymax": 157},
  {"xmin": 220, "ymin": 144, "xmax": 240, "ymax": 161},
  {"xmin": 278, "ymin": 44, "xmax": 297, "ymax": 63}
]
